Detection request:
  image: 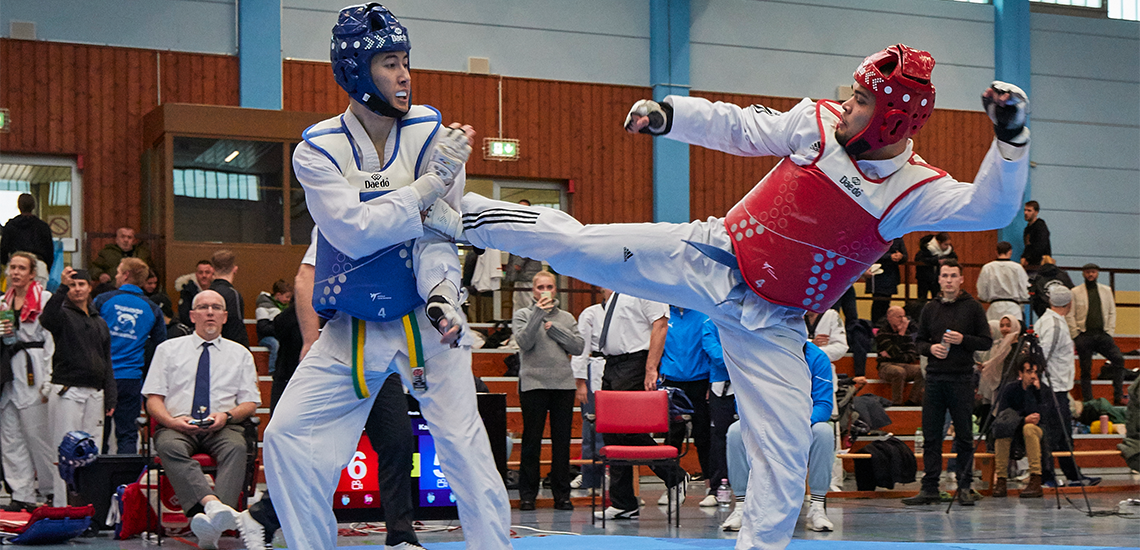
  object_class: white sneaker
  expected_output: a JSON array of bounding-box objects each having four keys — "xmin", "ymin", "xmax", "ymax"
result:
[
  {"xmin": 721, "ymin": 507, "xmax": 743, "ymax": 531},
  {"xmin": 593, "ymin": 506, "xmax": 639, "ymax": 520},
  {"xmin": 806, "ymin": 502, "xmax": 833, "ymax": 532},
  {"xmin": 191, "ymin": 502, "xmax": 238, "ymax": 550},
  {"xmin": 657, "ymin": 491, "xmax": 670, "ymax": 505},
  {"xmin": 387, "ymin": 542, "xmax": 428, "ymax": 550},
  {"xmin": 237, "ymin": 509, "xmax": 271, "ymax": 550},
  {"xmin": 570, "ymin": 474, "xmax": 583, "ymax": 489},
  {"xmin": 698, "ymin": 494, "xmax": 719, "ymax": 507}
]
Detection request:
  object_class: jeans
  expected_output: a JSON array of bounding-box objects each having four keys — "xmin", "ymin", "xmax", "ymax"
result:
[
  {"xmin": 727, "ymin": 419, "xmax": 833, "ymax": 497},
  {"xmin": 260, "ymin": 336, "xmax": 280, "ymax": 374},
  {"xmin": 921, "ymin": 377, "xmax": 974, "ymax": 492}
]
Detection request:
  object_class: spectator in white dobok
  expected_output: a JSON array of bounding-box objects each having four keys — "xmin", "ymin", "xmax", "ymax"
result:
[{"xmin": 977, "ymin": 241, "xmax": 1029, "ymax": 321}]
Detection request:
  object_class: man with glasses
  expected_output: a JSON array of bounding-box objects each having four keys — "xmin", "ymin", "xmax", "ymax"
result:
[{"xmin": 141, "ymin": 290, "xmax": 260, "ymax": 549}]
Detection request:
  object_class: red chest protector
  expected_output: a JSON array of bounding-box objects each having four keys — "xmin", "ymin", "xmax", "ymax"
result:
[{"xmin": 723, "ymin": 100, "xmax": 945, "ymax": 313}]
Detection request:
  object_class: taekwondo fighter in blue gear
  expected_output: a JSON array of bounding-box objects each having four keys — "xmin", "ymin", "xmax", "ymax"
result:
[
  {"xmin": 262, "ymin": 5, "xmax": 511, "ymax": 550},
  {"xmin": 446, "ymin": 45, "xmax": 1031, "ymax": 549}
]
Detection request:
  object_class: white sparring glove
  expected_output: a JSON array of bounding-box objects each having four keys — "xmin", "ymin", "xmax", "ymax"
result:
[
  {"xmin": 422, "ymin": 198, "xmax": 465, "ymax": 243},
  {"xmin": 623, "ymin": 99, "xmax": 674, "ymax": 135},
  {"xmin": 425, "ymin": 282, "xmax": 463, "ymax": 345},
  {"xmin": 983, "ymin": 81, "xmax": 1029, "ymax": 146},
  {"xmin": 410, "ymin": 126, "xmax": 473, "ymax": 209}
]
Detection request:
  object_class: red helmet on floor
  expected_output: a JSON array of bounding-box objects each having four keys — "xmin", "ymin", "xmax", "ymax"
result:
[{"xmin": 845, "ymin": 44, "xmax": 936, "ymax": 156}]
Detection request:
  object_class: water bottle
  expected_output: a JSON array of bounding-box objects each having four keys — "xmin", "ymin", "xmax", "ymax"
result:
[
  {"xmin": 716, "ymin": 479, "xmax": 732, "ymax": 507},
  {"xmin": 914, "ymin": 428, "xmax": 924, "ymax": 451},
  {"xmin": 0, "ymin": 303, "xmax": 16, "ymax": 346}
]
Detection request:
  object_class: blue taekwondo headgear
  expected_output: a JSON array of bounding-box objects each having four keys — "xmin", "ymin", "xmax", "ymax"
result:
[
  {"xmin": 58, "ymin": 431, "xmax": 99, "ymax": 492},
  {"xmin": 331, "ymin": 3, "xmax": 411, "ymax": 119}
]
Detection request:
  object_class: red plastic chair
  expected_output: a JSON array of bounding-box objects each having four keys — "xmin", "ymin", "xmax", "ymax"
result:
[
  {"xmin": 137, "ymin": 416, "xmax": 259, "ymax": 544},
  {"xmin": 590, "ymin": 390, "xmax": 686, "ymax": 528}
]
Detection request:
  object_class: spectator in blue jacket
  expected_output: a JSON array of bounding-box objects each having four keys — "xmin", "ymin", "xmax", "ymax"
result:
[
  {"xmin": 659, "ymin": 305, "xmax": 713, "ymax": 503},
  {"xmin": 92, "ymin": 257, "xmax": 166, "ymax": 454},
  {"xmin": 723, "ymin": 342, "xmax": 835, "ymax": 532}
]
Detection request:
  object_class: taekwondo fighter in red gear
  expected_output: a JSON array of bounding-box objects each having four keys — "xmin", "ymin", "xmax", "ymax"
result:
[{"xmin": 447, "ymin": 45, "xmax": 1030, "ymax": 549}]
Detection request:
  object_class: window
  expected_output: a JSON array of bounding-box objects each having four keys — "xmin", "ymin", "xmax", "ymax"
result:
[
  {"xmin": 172, "ymin": 137, "xmax": 284, "ymax": 244},
  {"xmin": 946, "ymin": 0, "xmax": 1139, "ymax": 20}
]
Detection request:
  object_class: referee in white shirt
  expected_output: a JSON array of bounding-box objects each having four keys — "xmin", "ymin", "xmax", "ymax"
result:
[
  {"xmin": 592, "ymin": 292, "xmax": 688, "ymax": 520},
  {"xmin": 142, "ymin": 289, "xmax": 260, "ymax": 549}
]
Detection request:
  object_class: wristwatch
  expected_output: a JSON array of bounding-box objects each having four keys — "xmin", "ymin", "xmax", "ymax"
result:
[{"xmin": 225, "ymin": 411, "xmax": 234, "ymax": 423}]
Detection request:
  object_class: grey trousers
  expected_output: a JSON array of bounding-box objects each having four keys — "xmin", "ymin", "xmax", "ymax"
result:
[{"xmin": 154, "ymin": 424, "xmax": 248, "ymax": 512}]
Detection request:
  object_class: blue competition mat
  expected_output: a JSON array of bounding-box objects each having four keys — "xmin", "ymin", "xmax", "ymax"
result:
[{"xmin": 347, "ymin": 535, "xmax": 1129, "ymax": 550}]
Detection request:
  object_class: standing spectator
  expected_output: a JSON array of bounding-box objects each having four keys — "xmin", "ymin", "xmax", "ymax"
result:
[
  {"xmin": 142, "ymin": 289, "xmax": 259, "ymax": 549},
  {"xmin": 89, "ymin": 228, "xmax": 151, "ymax": 286},
  {"xmin": 43, "ymin": 266, "xmax": 115, "ymax": 502},
  {"xmin": 1034, "ymin": 285, "xmax": 1100, "ymax": 487},
  {"xmin": 904, "ymin": 260, "xmax": 992, "ymax": 507},
  {"xmin": 977, "ymin": 241, "xmax": 1030, "ymax": 321},
  {"xmin": 866, "ymin": 238, "xmax": 907, "ymax": 326},
  {"xmin": 592, "ymin": 293, "xmax": 686, "ymax": 520},
  {"xmin": 703, "ymin": 319, "xmax": 734, "ymax": 510},
  {"xmin": 570, "ymin": 294, "xmax": 606, "ymax": 492},
  {"xmin": 505, "ymin": 201, "xmax": 543, "ymax": 312},
  {"xmin": 144, "ymin": 270, "xmax": 175, "ymax": 324},
  {"xmin": 255, "ymin": 279, "xmax": 293, "ymax": 374},
  {"xmin": 660, "ymin": 305, "xmax": 713, "ymax": 501},
  {"xmin": 0, "ymin": 252, "xmax": 56, "ymax": 510},
  {"xmin": 0, "ymin": 193, "xmax": 54, "ymax": 277},
  {"xmin": 93, "ymin": 257, "xmax": 166, "ymax": 454},
  {"xmin": 990, "ymin": 358, "xmax": 1050, "ymax": 498},
  {"xmin": 177, "ymin": 260, "xmax": 215, "ymax": 327},
  {"xmin": 570, "ymin": 296, "xmax": 605, "ymax": 493},
  {"xmin": 1067, "ymin": 263, "xmax": 1127, "ymax": 405},
  {"xmin": 1020, "ymin": 200, "xmax": 1051, "ymax": 269},
  {"xmin": 208, "ymin": 250, "xmax": 250, "ymax": 348},
  {"xmin": 914, "ymin": 233, "xmax": 957, "ymax": 304},
  {"xmin": 1028, "ymin": 256, "xmax": 1074, "ymax": 318},
  {"xmin": 511, "ymin": 271, "xmax": 584, "ymax": 511},
  {"xmin": 874, "ymin": 306, "xmax": 923, "ymax": 406}
]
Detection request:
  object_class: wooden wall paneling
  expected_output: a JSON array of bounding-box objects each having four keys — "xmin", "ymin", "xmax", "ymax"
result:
[{"xmin": 47, "ymin": 43, "xmax": 63, "ymax": 152}]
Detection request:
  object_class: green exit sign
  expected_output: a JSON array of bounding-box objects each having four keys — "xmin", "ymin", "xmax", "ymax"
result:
[
  {"xmin": 0, "ymin": 109, "xmax": 9, "ymax": 133},
  {"xmin": 483, "ymin": 138, "xmax": 520, "ymax": 161}
]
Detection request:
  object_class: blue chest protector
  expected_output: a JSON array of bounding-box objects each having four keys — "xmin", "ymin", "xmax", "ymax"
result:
[{"xmin": 304, "ymin": 105, "xmax": 442, "ymax": 322}]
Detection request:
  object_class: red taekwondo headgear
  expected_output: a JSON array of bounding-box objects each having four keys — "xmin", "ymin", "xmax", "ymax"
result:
[{"xmin": 845, "ymin": 44, "xmax": 936, "ymax": 156}]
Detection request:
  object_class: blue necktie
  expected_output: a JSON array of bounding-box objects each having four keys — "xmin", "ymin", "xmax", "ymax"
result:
[{"xmin": 192, "ymin": 342, "xmax": 212, "ymax": 420}]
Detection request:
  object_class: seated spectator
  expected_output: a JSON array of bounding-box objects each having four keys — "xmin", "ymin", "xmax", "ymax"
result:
[
  {"xmin": 991, "ymin": 358, "xmax": 1051, "ymax": 498},
  {"xmin": 0, "ymin": 252, "xmax": 57, "ymax": 510},
  {"xmin": 804, "ymin": 308, "xmax": 847, "ymax": 363},
  {"xmin": 43, "ymin": 267, "xmax": 115, "ymax": 502},
  {"xmin": 914, "ymin": 232, "xmax": 956, "ymax": 303},
  {"xmin": 1067, "ymin": 263, "xmax": 1127, "ymax": 405},
  {"xmin": 976, "ymin": 315, "xmax": 1022, "ymax": 419},
  {"xmin": 90, "ymin": 228, "xmax": 151, "ymax": 286},
  {"xmin": 511, "ymin": 271, "xmax": 583, "ymax": 511},
  {"xmin": 177, "ymin": 260, "xmax": 215, "ymax": 328},
  {"xmin": 141, "ymin": 289, "xmax": 259, "ymax": 549},
  {"xmin": 255, "ymin": 279, "xmax": 293, "ymax": 374},
  {"xmin": 874, "ymin": 306, "xmax": 923, "ymax": 406}
]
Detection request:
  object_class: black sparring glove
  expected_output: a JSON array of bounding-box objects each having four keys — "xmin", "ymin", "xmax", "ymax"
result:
[{"xmin": 982, "ymin": 81, "xmax": 1029, "ymax": 146}]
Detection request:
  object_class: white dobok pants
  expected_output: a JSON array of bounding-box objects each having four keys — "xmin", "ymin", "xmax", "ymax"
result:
[
  {"xmin": 462, "ymin": 194, "xmax": 811, "ymax": 550},
  {"xmin": 264, "ymin": 311, "xmax": 512, "ymax": 550}
]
